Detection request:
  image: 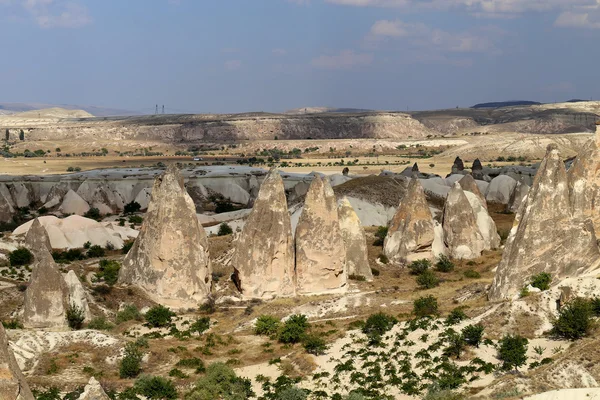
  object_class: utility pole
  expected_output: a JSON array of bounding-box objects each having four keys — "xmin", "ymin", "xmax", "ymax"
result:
[
  {"xmin": 155, "ymin": 104, "xmax": 158, "ymax": 115},
  {"xmin": 162, "ymin": 105, "xmax": 165, "ymax": 114}
]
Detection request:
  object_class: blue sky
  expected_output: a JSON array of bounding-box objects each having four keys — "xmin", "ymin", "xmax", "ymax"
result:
[{"xmin": 0, "ymin": 0, "xmax": 599, "ymax": 114}]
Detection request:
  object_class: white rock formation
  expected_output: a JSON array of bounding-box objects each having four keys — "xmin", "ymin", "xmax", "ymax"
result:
[
  {"xmin": 64, "ymin": 270, "xmax": 91, "ymax": 322},
  {"xmin": 485, "ymin": 175, "xmax": 517, "ymax": 204},
  {"xmin": 77, "ymin": 377, "xmax": 111, "ymax": 400},
  {"xmin": 59, "ymin": 190, "xmax": 90, "ymax": 215},
  {"xmin": 338, "ymin": 197, "xmax": 373, "ymax": 280}
]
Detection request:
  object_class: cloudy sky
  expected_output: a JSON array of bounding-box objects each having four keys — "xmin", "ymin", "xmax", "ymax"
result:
[{"xmin": 0, "ymin": 0, "xmax": 598, "ymax": 114}]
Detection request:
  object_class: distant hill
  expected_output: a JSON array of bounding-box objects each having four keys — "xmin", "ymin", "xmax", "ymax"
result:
[
  {"xmin": 11, "ymin": 107, "xmax": 94, "ymax": 119},
  {"xmin": 472, "ymin": 101, "xmax": 542, "ymax": 109},
  {"xmin": 285, "ymin": 107, "xmax": 375, "ymax": 114},
  {"xmin": 0, "ymin": 102, "xmax": 140, "ymax": 117}
]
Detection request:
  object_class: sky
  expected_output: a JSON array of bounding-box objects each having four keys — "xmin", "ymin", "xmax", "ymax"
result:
[{"xmin": 0, "ymin": 0, "xmax": 599, "ymax": 114}]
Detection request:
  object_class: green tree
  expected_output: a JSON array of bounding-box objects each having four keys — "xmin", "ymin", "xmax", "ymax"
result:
[
  {"xmin": 416, "ymin": 270, "xmax": 440, "ymax": 289},
  {"xmin": 66, "ymin": 304, "xmax": 85, "ymax": 330},
  {"xmin": 497, "ymin": 334, "xmax": 528, "ymax": 371},
  {"xmin": 19, "ymin": 129, "xmax": 24, "ymax": 141},
  {"xmin": 185, "ymin": 362, "xmax": 254, "ymax": 400},
  {"xmin": 413, "ymin": 295, "xmax": 439, "ymax": 318},
  {"xmin": 120, "ymin": 342, "xmax": 143, "ymax": 378},
  {"xmin": 409, "ymin": 259, "xmax": 431, "ymax": 275},
  {"xmin": 145, "ymin": 305, "xmax": 176, "ymax": 328},
  {"xmin": 530, "ymin": 272, "xmax": 552, "ymax": 291},
  {"xmin": 444, "ymin": 332, "xmax": 466, "ymax": 360},
  {"xmin": 461, "ymin": 324, "xmax": 484, "ymax": 348},
  {"xmin": 217, "ymin": 223, "xmax": 233, "ymax": 236},
  {"xmin": 362, "ymin": 312, "xmax": 397, "ymax": 344},
  {"xmin": 551, "ymin": 297, "xmax": 593, "ymax": 340},
  {"xmin": 9, "ymin": 247, "xmax": 33, "ymax": 266},
  {"xmin": 254, "ymin": 315, "xmax": 281, "ymax": 336},
  {"xmin": 278, "ymin": 314, "xmax": 309, "ymax": 344}
]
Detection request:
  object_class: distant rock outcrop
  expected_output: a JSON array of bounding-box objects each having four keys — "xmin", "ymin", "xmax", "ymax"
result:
[
  {"xmin": 22, "ymin": 248, "xmax": 68, "ymax": 328},
  {"xmin": 458, "ymin": 174, "xmax": 487, "ymax": 209},
  {"xmin": 338, "ymin": 198, "xmax": 372, "ymax": 280},
  {"xmin": 77, "ymin": 377, "xmax": 110, "ymax": 400},
  {"xmin": 0, "ymin": 323, "xmax": 35, "ymax": 400},
  {"xmin": 0, "ymin": 190, "xmax": 15, "ymax": 223},
  {"xmin": 442, "ymin": 183, "xmax": 485, "ymax": 259},
  {"xmin": 232, "ymin": 169, "xmax": 295, "ymax": 299},
  {"xmin": 485, "ymin": 175, "xmax": 517, "ymax": 204},
  {"xmin": 295, "ymin": 175, "xmax": 347, "ymax": 295},
  {"xmin": 24, "ymin": 218, "xmax": 52, "ymax": 260},
  {"xmin": 451, "ymin": 157, "xmax": 465, "ymax": 174},
  {"xmin": 59, "ymin": 190, "xmax": 90, "ymax": 215},
  {"xmin": 472, "ymin": 159, "xmax": 484, "ymax": 180},
  {"xmin": 489, "ymin": 145, "xmax": 600, "ymax": 300},
  {"xmin": 384, "ymin": 179, "xmax": 435, "ymax": 263},
  {"xmin": 119, "ymin": 165, "xmax": 212, "ymax": 309},
  {"xmin": 507, "ymin": 178, "xmax": 530, "ymax": 214}
]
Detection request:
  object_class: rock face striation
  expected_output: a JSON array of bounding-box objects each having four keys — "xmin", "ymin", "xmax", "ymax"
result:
[
  {"xmin": 22, "ymin": 247, "xmax": 69, "ymax": 329},
  {"xmin": 24, "ymin": 218, "xmax": 52, "ymax": 260},
  {"xmin": 295, "ymin": 175, "xmax": 347, "ymax": 295},
  {"xmin": 0, "ymin": 323, "xmax": 35, "ymax": 400},
  {"xmin": 506, "ymin": 178, "xmax": 530, "ymax": 214},
  {"xmin": 77, "ymin": 377, "xmax": 111, "ymax": 400},
  {"xmin": 64, "ymin": 270, "xmax": 92, "ymax": 322},
  {"xmin": 338, "ymin": 197, "xmax": 373, "ymax": 280},
  {"xmin": 232, "ymin": 169, "xmax": 296, "ymax": 299},
  {"xmin": 384, "ymin": 178, "xmax": 435, "ymax": 263},
  {"xmin": 119, "ymin": 165, "xmax": 211, "ymax": 309},
  {"xmin": 442, "ymin": 183, "xmax": 486, "ymax": 259},
  {"xmin": 489, "ymin": 144, "xmax": 600, "ymax": 300}
]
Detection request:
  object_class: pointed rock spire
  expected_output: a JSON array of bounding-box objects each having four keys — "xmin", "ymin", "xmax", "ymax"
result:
[
  {"xmin": 338, "ymin": 198, "xmax": 372, "ymax": 281},
  {"xmin": 295, "ymin": 175, "xmax": 347, "ymax": 295},
  {"xmin": 384, "ymin": 179, "xmax": 434, "ymax": 263},
  {"xmin": 489, "ymin": 144, "xmax": 600, "ymax": 300},
  {"xmin": 507, "ymin": 178, "xmax": 530, "ymax": 214},
  {"xmin": 77, "ymin": 377, "xmax": 111, "ymax": 400},
  {"xmin": 451, "ymin": 157, "xmax": 465, "ymax": 174},
  {"xmin": 119, "ymin": 164, "xmax": 212, "ymax": 309},
  {"xmin": 412, "ymin": 163, "xmax": 419, "ymax": 172},
  {"xmin": 458, "ymin": 174, "xmax": 487, "ymax": 209},
  {"xmin": 22, "ymin": 247, "xmax": 69, "ymax": 329},
  {"xmin": 0, "ymin": 323, "xmax": 35, "ymax": 400},
  {"xmin": 442, "ymin": 183, "xmax": 485, "ymax": 259},
  {"xmin": 232, "ymin": 169, "xmax": 295, "ymax": 298},
  {"xmin": 64, "ymin": 270, "xmax": 91, "ymax": 322},
  {"xmin": 0, "ymin": 190, "xmax": 14, "ymax": 224},
  {"xmin": 471, "ymin": 159, "xmax": 483, "ymax": 180},
  {"xmin": 24, "ymin": 218, "xmax": 52, "ymax": 261}
]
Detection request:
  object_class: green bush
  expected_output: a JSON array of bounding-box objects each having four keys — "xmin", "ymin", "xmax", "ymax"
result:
[
  {"xmin": 124, "ymin": 201, "xmax": 142, "ymax": 215},
  {"xmin": 590, "ymin": 297, "xmax": 600, "ymax": 316},
  {"xmin": 302, "ymin": 334, "xmax": 327, "ymax": 355},
  {"xmin": 217, "ymin": 223, "xmax": 233, "ymax": 236},
  {"xmin": 87, "ymin": 316, "xmax": 114, "ymax": 331},
  {"xmin": 445, "ymin": 308, "xmax": 468, "ymax": 325},
  {"xmin": 86, "ymin": 245, "xmax": 105, "ymax": 258},
  {"xmin": 278, "ymin": 314, "xmax": 309, "ymax": 344},
  {"xmin": 377, "ymin": 254, "xmax": 389, "ymax": 264},
  {"xmin": 176, "ymin": 357, "xmax": 205, "ymax": 372},
  {"xmin": 416, "ymin": 270, "xmax": 440, "ymax": 289},
  {"xmin": 413, "ymin": 295, "xmax": 439, "ymax": 318},
  {"xmin": 128, "ymin": 215, "xmax": 143, "ymax": 224},
  {"xmin": 255, "ymin": 315, "xmax": 281, "ymax": 336},
  {"xmin": 9, "ymin": 247, "xmax": 33, "ymax": 266},
  {"xmin": 84, "ymin": 207, "xmax": 101, "ymax": 221},
  {"xmin": 2, "ymin": 320, "xmax": 23, "ymax": 329},
  {"xmin": 409, "ymin": 259, "xmax": 431, "ymax": 275},
  {"xmin": 120, "ymin": 342, "xmax": 143, "ymax": 378},
  {"xmin": 134, "ymin": 375, "xmax": 178, "ymax": 399},
  {"xmin": 435, "ymin": 255, "xmax": 455, "ymax": 272},
  {"xmin": 66, "ymin": 304, "xmax": 85, "ymax": 330},
  {"xmin": 498, "ymin": 334, "xmax": 528, "ymax": 371},
  {"xmin": 145, "ymin": 305, "xmax": 176, "ymax": 328},
  {"xmin": 190, "ymin": 317, "xmax": 211, "ymax": 334},
  {"xmin": 444, "ymin": 332, "xmax": 465, "ymax": 359},
  {"xmin": 97, "ymin": 259, "xmax": 120, "ymax": 286},
  {"xmin": 117, "ymin": 304, "xmax": 143, "ymax": 324},
  {"xmin": 530, "ymin": 272, "xmax": 552, "ymax": 291},
  {"xmin": 348, "ymin": 274, "xmax": 366, "ymax": 281},
  {"xmin": 551, "ymin": 297, "xmax": 593, "ymax": 340},
  {"xmin": 371, "ymin": 267, "xmax": 380, "ymax": 276},
  {"xmin": 362, "ymin": 312, "xmax": 397, "ymax": 343},
  {"xmin": 373, "ymin": 226, "xmax": 388, "ymax": 246},
  {"xmin": 122, "ymin": 241, "xmax": 134, "ymax": 254},
  {"xmin": 185, "ymin": 362, "xmax": 254, "ymax": 399},
  {"xmin": 463, "ymin": 269, "xmax": 481, "ymax": 279},
  {"xmin": 461, "ymin": 324, "xmax": 484, "ymax": 348}
]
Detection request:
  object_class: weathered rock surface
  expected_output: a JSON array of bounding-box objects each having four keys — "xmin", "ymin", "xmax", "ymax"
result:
[
  {"xmin": 472, "ymin": 159, "xmax": 484, "ymax": 180},
  {"xmin": 64, "ymin": 270, "xmax": 91, "ymax": 322},
  {"xmin": 507, "ymin": 178, "xmax": 530, "ymax": 213},
  {"xmin": 43, "ymin": 182, "xmax": 71, "ymax": 209},
  {"xmin": 0, "ymin": 190, "xmax": 15, "ymax": 223},
  {"xmin": 485, "ymin": 175, "xmax": 517, "ymax": 204},
  {"xmin": 463, "ymin": 191, "xmax": 501, "ymax": 250},
  {"xmin": 59, "ymin": 190, "xmax": 90, "ymax": 215},
  {"xmin": 459, "ymin": 174, "xmax": 487, "ymax": 209},
  {"xmin": 0, "ymin": 323, "xmax": 35, "ymax": 400},
  {"xmin": 24, "ymin": 218, "xmax": 52, "ymax": 259},
  {"xmin": 77, "ymin": 377, "xmax": 110, "ymax": 400},
  {"xmin": 119, "ymin": 165, "xmax": 212, "ymax": 309},
  {"xmin": 22, "ymin": 248, "xmax": 68, "ymax": 328},
  {"xmin": 295, "ymin": 175, "xmax": 347, "ymax": 295},
  {"xmin": 232, "ymin": 169, "xmax": 295, "ymax": 298},
  {"xmin": 442, "ymin": 183, "xmax": 485, "ymax": 259},
  {"xmin": 384, "ymin": 178, "xmax": 435, "ymax": 263},
  {"xmin": 452, "ymin": 157, "xmax": 465, "ymax": 174},
  {"xmin": 338, "ymin": 197, "xmax": 372, "ymax": 280},
  {"xmin": 489, "ymin": 144, "xmax": 600, "ymax": 301}
]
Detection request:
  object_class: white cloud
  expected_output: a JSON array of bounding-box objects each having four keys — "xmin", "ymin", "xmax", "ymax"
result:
[
  {"xmin": 555, "ymin": 10, "xmax": 600, "ymax": 28},
  {"xmin": 311, "ymin": 50, "xmax": 373, "ymax": 69},
  {"xmin": 224, "ymin": 60, "xmax": 242, "ymax": 71},
  {"xmin": 1, "ymin": 0, "xmax": 91, "ymax": 28}
]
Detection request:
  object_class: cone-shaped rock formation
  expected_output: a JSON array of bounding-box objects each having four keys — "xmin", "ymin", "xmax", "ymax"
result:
[
  {"xmin": 338, "ymin": 197, "xmax": 372, "ymax": 280},
  {"xmin": 24, "ymin": 218, "xmax": 52, "ymax": 260},
  {"xmin": 442, "ymin": 183, "xmax": 485, "ymax": 259},
  {"xmin": 384, "ymin": 179, "xmax": 435, "ymax": 263},
  {"xmin": 232, "ymin": 169, "xmax": 295, "ymax": 299},
  {"xmin": 77, "ymin": 377, "xmax": 111, "ymax": 400},
  {"xmin": 459, "ymin": 174, "xmax": 487, "ymax": 209},
  {"xmin": 0, "ymin": 323, "xmax": 34, "ymax": 400},
  {"xmin": 507, "ymin": 178, "xmax": 530, "ymax": 214},
  {"xmin": 489, "ymin": 144, "xmax": 600, "ymax": 300},
  {"xmin": 119, "ymin": 165, "xmax": 211, "ymax": 309},
  {"xmin": 295, "ymin": 175, "xmax": 347, "ymax": 295}
]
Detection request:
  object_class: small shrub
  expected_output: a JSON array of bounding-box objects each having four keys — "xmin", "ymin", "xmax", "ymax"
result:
[
  {"xmin": 409, "ymin": 259, "xmax": 431, "ymax": 275},
  {"xmin": 84, "ymin": 207, "xmax": 101, "ymax": 221},
  {"xmin": 371, "ymin": 267, "xmax": 380, "ymax": 276},
  {"xmin": 83, "ymin": 241, "xmax": 91, "ymax": 249},
  {"xmin": 590, "ymin": 297, "xmax": 600, "ymax": 316},
  {"xmin": 124, "ymin": 201, "xmax": 142, "ymax": 214},
  {"xmin": 97, "ymin": 259, "xmax": 120, "ymax": 286},
  {"xmin": 362, "ymin": 312, "xmax": 397, "ymax": 343},
  {"xmin": 128, "ymin": 215, "xmax": 143, "ymax": 224},
  {"xmin": 530, "ymin": 272, "xmax": 552, "ymax": 291},
  {"xmin": 302, "ymin": 334, "xmax": 327, "ymax": 355},
  {"xmin": 87, "ymin": 316, "xmax": 114, "ymax": 331},
  {"xmin": 373, "ymin": 226, "xmax": 388, "ymax": 246},
  {"xmin": 66, "ymin": 304, "xmax": 85, "ymax": 330},
  {"xmin": 435, "ymin": 255, "xmax": 455, "ymax": 272},
  {"xmin": 445, "ymin": 308, "xmax": 468, "ymax": 325},
  {"xmin": 551, "ymin": 297, "xmax": 593, "ymax": 340},
  {"xmin": 520, "ymin": 286, "xmax": 530, "ymax": 298},
  {"xmin": 9, "ymin": 248, "xmax": 33, "ymax": 266},
  {"xmin": 2, "ymin": 320, "xmax": 23, "ymax": 329},
  {"xmin": 444, "ymin": 332, "xmax": 466, "ymax": 359},
  {"xmin": 217, "ymin": 223, "xmax": 233, "ymax": 236},
  {"xmin": 134, "ymin": 375, "xmax": 178, "ymax": 399},
  {"xmin": 87, "ymin": 245, "xmax": 105, "ymax": 258},
  {"xmin": 120, "ymin": 342, "xmax": 143, "ymax": 378},
  {"xmin": 145, "ymin": 305, "xmax": 176, "ymax": 328},
  {"xmin": 186, "ymin": 362, "xmax": 254, "ymax": 399},
  {"xmin": 189, "ymin": 317, "xmax": 211, "ymax": 334},
  {"xmin": 462, "ymin": 324, "xmax": 484, "ymax": 347},
  {"xmin": 413, "ymin": 295, "xmax": 439, "ymax": 318},
  {"xmin": 176, "ymin": 357, "xmax": 205, "ymax": 372},
  {"xmin": 38, "ymin": 206, "xmax": 48, "ymax": 215},
  {"xmin": 255, "ymin": 315, "xmax": 281, "ymax": 336},
  {"xmin": 377, "ymin": 254, "xmax": 389, "ymax": 264},
  {"xmin": 498, "ymin": 334, "xmax": 528, "ymax": 371},
  {"xmin": 278, "ymin": 314, "xmax": 309, "ymax": 344},
  {"xmin": 416, "ymin": 270, "xmax": 440, "ymax": 289},
  {"xmin": 464, "ymin": 269, "xmax": 481, "ymax": 279},
  {"xmin": 348, "ymin": 274, "xmax": 366, "ymax": 281}
]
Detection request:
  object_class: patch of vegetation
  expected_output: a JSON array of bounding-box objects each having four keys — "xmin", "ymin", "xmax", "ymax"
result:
[
  {"xmin": 278, "ymin": 314, "xmax": 309, "ymax": 344},
  {"xmin": 96, "ymin": 259, "xmax": 120, "ymax": 286},
  {"xmin": 377, "ymin": 254, "xmax": 389, "ymax": 264},
  {"xmin": 128, "ymin": 215, "xmax": 144, "ymax": 224},
  {"xmin": 302, "ymin": 334, "xmax": 328, "ymax": 355},
  {"xmin": 416, "ymin": 270, "xmax": 440, "ymax": 289},
  {"xmin": 348, "ymin": 274, "xmax": 366, "ymax": 281},
  {"xmin": 255, "ymin": 315, "xmax": 281, "ymax": 336},
  {"xmin": 497, "ymin": 334, "xmax": 528, "ymax": 371},
  {"xmin": 413, "ymin": 295, "xmax": 439, "ymax": 318},
  {"xmin": 463, "ymin": 269, "xmax": 481, "ymax": 279},
  {"xmin": 9, "ymin": 247, "xmax": 33, "ymax": 266},
  {"xmin": 189, "ymin": 317, "xmax": 211, "ymax": 335},
  {"xmin": 373, "ymin": 226, "xmax": 388, "ymax": 246},
  {"xmin": 86, "ymin": 245, "xmax": 106, "ymax": 258},
  {"xmin": 217, "ymin": 222, "xmax": 233, "ymax": 236},
  {"xmin": 462, "ymin": 324, "xmax": 484, "ymax": 348},
  {"xmin": 124, "ymin": 201, "xmax": 142, "ymax": 214},
  {"xmin": 122, "ymin": 241, "xmax": 134, "ymax": 254},
  {"xmin": 362, "ymin": 312, "xmax": 397, "ymax": 344},
  {"xmin": 445, "ymin": 308, "xmax": 468, "ymax": 325},
  {"xmin": 530, "ymin": 272, "xmax": 552, "ymax": 291},
  {"xmin": 52, "ymin": 248, "xmax": 85, "ymax": 264},
  {"xmin": 435, "ymin": 255, "xmax": 454, "ymax": 273},
  {"xmin": 134, "ymin": 375, "xmax": 178, "ymax": 399},
  {"xmin": 84, "ymin": 207, "xmax": 101, "ymax": 221},
  {"xmin": 185, "ymin": 362, "xmax": 254, "ymax": 399},
  {"xmin": 66, "ymin": 304, "xmax": 85, "ymax": 330},
  {"xmin": 119, "ymin": 342, "xmax": 144, "ymax": 378},
  {"xmin": 145, "ymin": 305, "xmax": 176, "ymax": 328},
  {"xmin": 408, "ymin": 259, "xmax": 431, "ymax": 275},
  {"xmin": 87, "ymin": 316, "xmax": 114, "ymax": 331},
  {"xmin": 116, "ymin": 304, "xmax": 142, "ymax": 324},
  {"xmin": 176, "ymin": 357, "xmax": 205, "ymax": 373},
  {"xmin": 2, "ymin": 319, "xmax": 23, "ymax": 329},
  {"xmin": 551, "ymin": 297, "xmax": 593, "ymax": 340}
]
